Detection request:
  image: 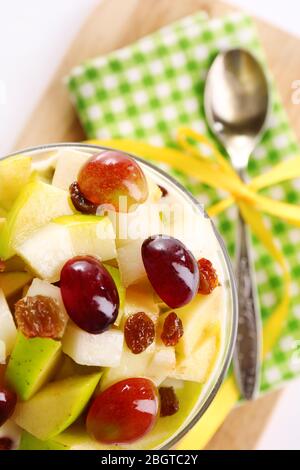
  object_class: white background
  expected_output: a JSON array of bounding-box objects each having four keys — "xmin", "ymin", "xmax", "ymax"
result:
[{"xmin": 0, "ymin": 0, "xmax": 300, "ymax": 449}]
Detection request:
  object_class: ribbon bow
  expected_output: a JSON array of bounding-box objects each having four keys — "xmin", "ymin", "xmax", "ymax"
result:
[{"xmin": 90, "ymin": 127, "xmax": 300, "ymax": 448}]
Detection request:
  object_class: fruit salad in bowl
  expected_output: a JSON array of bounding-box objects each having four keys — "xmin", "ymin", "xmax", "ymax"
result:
[{"xmin": 0, "ymin": 144, "xmax": 237, "ymax": 450}]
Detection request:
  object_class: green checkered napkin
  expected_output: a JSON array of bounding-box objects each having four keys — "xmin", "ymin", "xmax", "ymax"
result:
[{"xmin": 66, "ymin": 11, "xmax": 300, "ymax": 394}]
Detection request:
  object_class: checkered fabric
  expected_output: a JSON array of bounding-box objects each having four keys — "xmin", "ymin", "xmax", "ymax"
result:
[{"xmin": 66, "ymin": 12, "xmax": 300, "ymax": 393}]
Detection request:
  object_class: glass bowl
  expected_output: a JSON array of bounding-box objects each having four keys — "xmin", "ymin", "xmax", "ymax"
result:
[{"xmin": 3, "ymin": 143, "xmax": 238, "ymax": 450}]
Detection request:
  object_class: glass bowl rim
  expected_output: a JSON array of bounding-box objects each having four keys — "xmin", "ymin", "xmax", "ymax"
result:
[{"xmin": 3, "ymin": 142, "xmax": 238, "ymax": 450}]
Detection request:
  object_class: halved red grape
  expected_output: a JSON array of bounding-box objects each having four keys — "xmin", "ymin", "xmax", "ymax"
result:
[
  {"xmin": 86, "ymin": 378, "xmax": 159, "ymax": 444},
  {"xmin": 60, "ymin": 256, "xmax": 119, "ymax": 334},
  {"xmin": 77, "ymin": 151, "xmax": 148, "ymax": 212},
  {"xmin": 0, "ymin": 387, "xmax": 17, "ymax": 427},
  {"xmin": 142, "ymin": 235, "xmax": 199, "ymax": 308}
]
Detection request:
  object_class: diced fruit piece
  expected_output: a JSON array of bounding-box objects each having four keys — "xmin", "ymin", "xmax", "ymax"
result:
[
  {"xmin": 15, "ymin": 295, "xmax": 67, "ymax": 339},
  {"xmin": 0, "ymin": 340, "xmax": 5, "ymax": 364},
  {"xmin": 1, "ymin": 256, "xmax": 26, "ymax": 272},
  {"xmin": 52, "ymin": 149, "xmax": 90, "ymax": 191},
  {"xmin": 147, "ymin": 346, "xmax": 176, "ymax": 381},
  {"xmin": 142, "ymin": 235, "xmax": 199, "ymax": 308},
  {"xmin": 62, "ymin": 322, "xmax": 123, "ymax": 367},
  {"xmin": 27, "ymin": 278, "xmax": 67, "ymax": 315},
  {"xmin": 0, "ymin": 272, "xmax": 32, "ymax": 298},
  {"xmin": 0, "ymin": 155, "xmax": 32, "ymax": 211},
  {"xmin": 54, "ymin": 214, "xmax": 116, "ymax": 261},
  {"xmin": 5, "ymin": 332, "xmax": 61, "ymax": 400},
  {"xmin": 0, "ymin": 386, "xmax": 17, "ymax": 426},
  {"xmin": 15, "ymin": 223, "xmax": 75, "ymax": 282},
  {"xmin": 77, "ymin": 151, "xmax": 148, "ymax": 212},
  {"xmin": 124, "ymin": 312, "xmax": 155, "ymax": 354},
  {"xmin": 168, "ymin": 333, "xmax": 220, "ymax": 383},
  {"xmin": 104, "ymin": 265, "xmax": 125, "ymax": 326},
  {"xmin": 100, "ymin": 344, "xmax": 155, "ymax": 391},
  {"xmin": 55, "ymin": 355, "xmax": 99, "ymax": 381},
  {"xmin": 19, "ymin": 431, "xmax": 68, "ymax": 450},
  {"xmin": 69, "ymin": 182, "xmax": 98, "ymax": 214},
  {"xmin": 198, "ymin": 258, "xmax": 219, "ymax": 295},
  {"xmin": 13, "ymin": 372, "xmax": 101, "ymax": 440},
  {"xmin": 86, "ymin": 378, "xmax": 158, "ymax": 444},
  {"xmin": 60, "ymin": 256, "xmax": 119, "ymax": 334},
  {"xmin": 117, "ymin": 239, "xmax": 146, "ymax": 287},
  {"xmin": 0, "ymin": 419, "xmax": 21, "ymax": 450},
  {"xmin": 0, "ymin": 289, "xmax": 17, "ymax": 356},
  {"xmin": 124, "ymin": 280, "xmax": 159, "ymax": 323},
  {"xmin": 175, "ymin": 288, "xmax": 223, "ymax": 357},
  {"xmin": 161, "ymin": 311, "xmax": 184, "ymax": 347},
  {"xmin": 0, "ymin": 178, "xmax": 73, "ymax": 259},
  {"xmin": 159, "ymin": 387, "xmax": 179, "ymax": 417}
]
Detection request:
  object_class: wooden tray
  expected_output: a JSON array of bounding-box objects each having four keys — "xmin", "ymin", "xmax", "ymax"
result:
[{"xmin": 14, "ymin": 0, "xmax": 300, "ymax": 449}]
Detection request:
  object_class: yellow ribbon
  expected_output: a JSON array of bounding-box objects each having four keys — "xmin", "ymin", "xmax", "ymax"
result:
[{"xmin": 88, "ymin": 127, "xmax": 299, "ymax": 448}]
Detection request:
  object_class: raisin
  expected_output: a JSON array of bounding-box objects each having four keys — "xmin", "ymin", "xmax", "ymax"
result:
[
  {"xmin": 69, "ymin": 181, "xmax": 98, "ymax": 214},
  {"xmin": 124, "ymin": 312, "xmax": 155, "ymax": 354},
  {"xmin": 158, "ymin": 185, "xmax": 168, "ymax": 197},
  {"xmin": 161, "ymin": 311, "xmax": 183, "ymax": 347},
  {"xmin": 198, "ymin": 258, "xmax": 219, "ymax": 295},
  {"xmin": 0, "ymin": 437, "xmax": 13, "ymax": 451},
  {"xmin": 15, "ymin": 295, "xmax": 66, "ymax": 339},
  {"xmin": 0, "ymin": 260, "xmax": 5, "ymax": 273},
  {"xmin": 159, "ymin": 387, "xmax": 179, "ymax": 417}
]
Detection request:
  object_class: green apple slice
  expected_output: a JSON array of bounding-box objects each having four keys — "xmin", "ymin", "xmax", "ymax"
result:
[
  {"xmin": 0, "ymin": 288, "xmax": 17, "ymax": 356},
  {"xmin": 104, "ymin": 264, "xmax": 125, "ymax": 326},
  {"xmin": 0, "ymin": 272, "xmax": 33, "ymax": 298},
  {"xmin": 54, "ymin": 214, "xmax": 116, "ymax": 261},
  {"xmin": 0, "ymin": 178, "xmax": 74, "ymax": 259},
  {"xmin": 6, "ymin": 332, "xmax": 62, "ymax": 400},
  {"xmin": 19, "ymin": 431, "xmax": 69, "ymax": 450},
  {"xmin": 16, "ymin": 223, "xmax": 75, "ymax": 282},
  {"xmin": 0, "ymin": 155, "xmax": 32, "ymax": 211},
  {"xmin": 13, "ymin": 372, "xmax": 101, "ymax": 440},
  {"xmin": 62, "ymin": 322, "xmax": 124, "ymax": 367},
  {"xmin": 52, "ymin": 149, "xmax": 90, "ymax": 190}
]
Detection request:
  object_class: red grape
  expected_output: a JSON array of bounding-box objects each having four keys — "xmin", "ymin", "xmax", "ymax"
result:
[
  {"xmin": 86, "ymin": 378, "xmax": 159, "ymax": 444},
  {"xmin": 142, "ymin": 235, "xmax": 199, "ymax": 308},
  {"xmin": 0, "ymin": 387, "xmax": 17, "ymax": 427},
  {"xmin": 60, "ymin": 256, "xmax": 119, "ymax": 334},
  {"xmin": 77, "ymin": 151, "xmax": 148, "ymax": 212}
]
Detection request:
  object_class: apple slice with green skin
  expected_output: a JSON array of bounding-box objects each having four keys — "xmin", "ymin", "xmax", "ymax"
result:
[
  {"xmin": 16, "ymin": 223, "xmax": 75, "ymax": 282},
  {"xmin": 62, "ymin": 322, "xmax": 124, "ymax": 368},
  {"xmin": 0, "ymin": 178, "xmax": 74, "ymax": 260},
  {"xmin": 19, "ymin": 431, "xmax": 69, "ymax": 450},
  {"xmin": 104, "ymin": 264, "xmax": 125, "ymax": 326},
  {"xmin": 5, "ymin": 332, "xmax": 62, "ymax": 401},
  {"xmin": 13, "ymin": 372, "xmax": 101, "ymax": 440},
  {"xmin": 54, "ymin": 214, "xmax": 116, "ymax": 262},
  {"xmin": 0, "ymin": 155, "xmax": 32, "ymax": 212},
  {"xmin": 0, "ymin": 288, "xmax": 17, "ymax": 356},
  {"xmin": 52, "ymin": 149, "xmax": 90, "ymax": 191},
  {"xmin": 0, "ymin": 272, "xmax": 33, "ymax": 297}
]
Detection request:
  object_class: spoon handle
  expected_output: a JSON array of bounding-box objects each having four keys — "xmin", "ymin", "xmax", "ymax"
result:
[{"xmin": 233, "ymin": 189, "xmax": 261, "ymax": 400}]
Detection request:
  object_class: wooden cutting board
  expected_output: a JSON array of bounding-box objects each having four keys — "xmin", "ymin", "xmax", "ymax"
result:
[{"xmin": 14, "ymin": 0, "xmax": 300, "ymax": 450}]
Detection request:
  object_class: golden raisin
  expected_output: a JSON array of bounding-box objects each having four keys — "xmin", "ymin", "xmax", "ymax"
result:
[
  {"xmin": 124, "ymin": 312, "xmax": 155, "ymax": 354},
  {"xmin": 198, "ymin": 258, "xmax": 219, "ymax": 295},
  {"xmin": 15, "ymin": 295, "xmax": 66, "ymax": 339},
  {"xmin": 161, "ymin": 311, "xmax": 183, "ymax": 347}
]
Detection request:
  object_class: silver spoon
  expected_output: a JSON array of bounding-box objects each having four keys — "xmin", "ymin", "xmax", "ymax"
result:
[{"xmin": 204, "ymin": 48, "xmax": 269, "ymax": 400}]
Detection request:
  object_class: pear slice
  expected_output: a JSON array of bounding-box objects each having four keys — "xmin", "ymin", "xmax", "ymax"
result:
[
  {"xmin": 124, "ymin": 280, "xmax": 159, "ymax": 323},
  {"xmin": 62, "ymin": 322, "xmax": 124, "ymax": 368},
  {"xmin": 0, "ymin": 288, "xmax": 17, "ymax": 356},
  {"xmin": 0, "ymin": 155, "xmax": 32, "ymax": 211},
  {"xmin": 0, "ymin": 272, "xmax": 33, "ymax": 297},
  {"xmin": 52, "ymin": 149, "xmax": 90, "ymax": 190},
  {"xmin": 13, "ymin": 372, "xmax": 101, "ymax": 440},
  {"xmin": 6, "ymin": 332, "xmax": 62, "ymax": 400},
  {"xmin": 54, "ymin": 214, "xmax": 116, "ymax": 261},
  {"xmin": 0, "ymin": 178, "xmax": 74, "ymax": 259}
]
